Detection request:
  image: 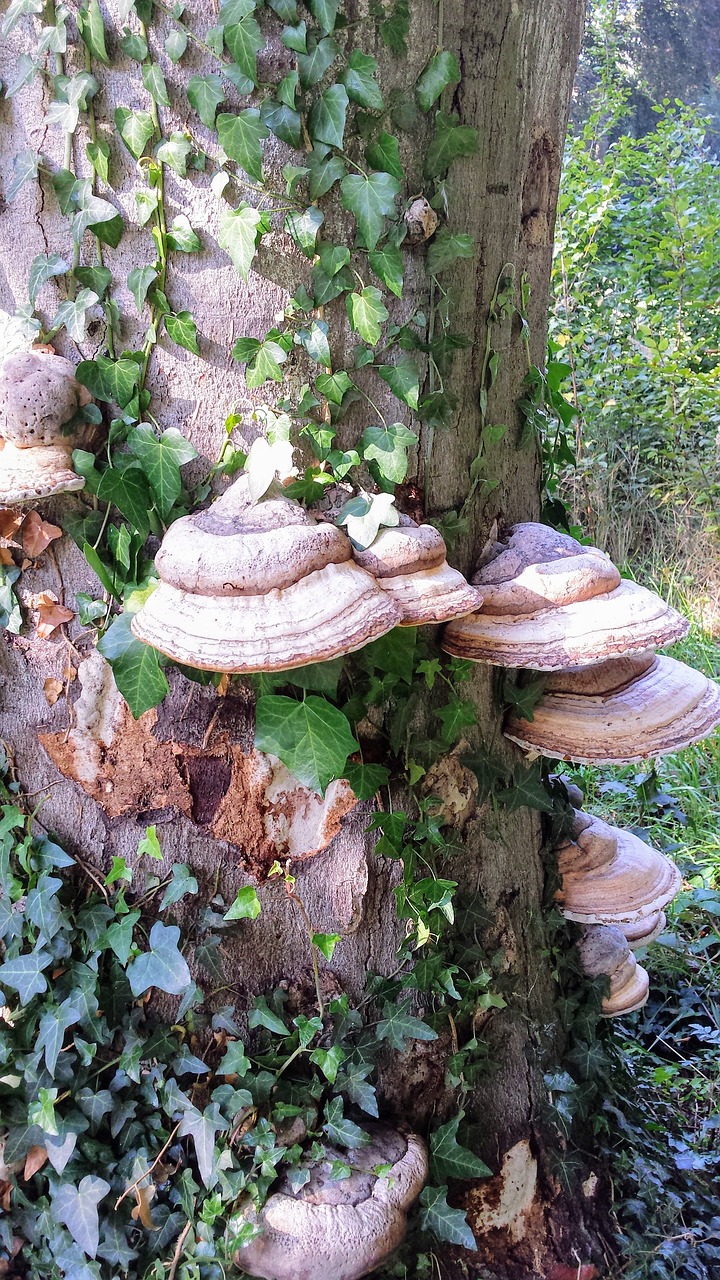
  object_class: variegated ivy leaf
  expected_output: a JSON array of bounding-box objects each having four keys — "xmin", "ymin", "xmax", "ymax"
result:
[
  {"xmin": 338, "ymin": 491, "xmax": 399, "ymax": 550},
  {"xmin": 244, "ymin": 436, "xmax": 296, "ymax": 502},
  {"xmin": 50, "ymin": 288, "xmax": 99, "ymax": 343}
]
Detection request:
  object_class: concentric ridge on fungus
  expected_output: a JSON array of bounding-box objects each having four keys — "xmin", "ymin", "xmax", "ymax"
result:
[
  {"xmin": 441, "ymin": 521, "xmax": 688, "ymax": 669},
  {"xmin": 352, "ymin": 519, "xmax": 482, "ymax": 626},
  {"xmin": 0, "ymin": 350, "xmax": 94, "ymax": 505},
  {"xmin": 504, "ymin": 652, "xmax": 720, "ymax": 763},
  {"xmin": 131, "ymin": 482, "xmax": 402, "ymax": 672},
  {"xmin": 577, "ymin": 923, "xmax": 650, "ymax": 1017},
  {"xmin": 557, "ymin": 809, "xmax": 681, "ymax": 929}
]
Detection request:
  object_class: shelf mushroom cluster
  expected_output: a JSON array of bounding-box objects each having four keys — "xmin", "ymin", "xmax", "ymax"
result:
[
  {"xmin": 440, "ymin": 522, "xmax": 720, "ymax": 764},
  {"xmin": 132, "ymin": 479, "xmax": 482, "ymax": 672},
  {"xmin": 0, "ymin": 348, "xmax": 94, "ymax": 506},
  {"xmin": 555, "ymin": 807, "xmax": 682, "ymax": 1016}
]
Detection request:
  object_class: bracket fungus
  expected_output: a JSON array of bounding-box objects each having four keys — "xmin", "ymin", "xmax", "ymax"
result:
[
  {"xmin": 441, "ymin": 522, "xmax": 688, "ymax": 669},
  {"xmin": 0, "ymin": 349, "xmax": 95, "ymax": 505},
  {"xmin": 504, "ymin": 651, "xmax": 720, "ymax": 763},
  {"xmin": 352, "ymin": 519, "xmax": 482, "ymax": 625},
  {"xmin": 577, "ymin": 924, "xmax": 650, "ymax": 1017},
  {"xmin": 556, "ymin": 810, "xmax": 681, "ymax": 936},
  {"xmin": 234, "ymin": 1125, "xmax": 428, "ymax": 1280},
  {"xmin": 131, "ymin": 481, "xmax": 402, "ymax": 671}
]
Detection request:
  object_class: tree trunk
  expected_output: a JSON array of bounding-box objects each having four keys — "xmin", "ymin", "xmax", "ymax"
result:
[{"xmin": 0, "ymin": 2, "xmax": 594, "ymax": 1276}]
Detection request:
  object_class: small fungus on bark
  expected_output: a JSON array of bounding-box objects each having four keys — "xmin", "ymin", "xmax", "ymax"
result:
[
  {"xmin": 577, "ymin": 923, "xmax": 650, "ymax": 1017},
  {"xmin": 441, "ymin": 522, "xmax": 688, "ymax": 669},
  {"xmin": 556, "ymin": 809, "xmax": 681, "ymax": 941},
  {"xmin": 352, "ymin": 518, "xmax": 482, "ymax": 625},
  {"xmin": 504, "ymin": 651, "xmax": 720, "ymax": 763},
  {"xmin": 0, "ymin": 349, "xmax": 95, "ymax": 505},
  {"xmin": 234, "ymin": 1125, "xmax": 428, "ymax": 1280},
  {"xmin": 131, "ymin": 479, "xmax": 401, "ymax": 672}
]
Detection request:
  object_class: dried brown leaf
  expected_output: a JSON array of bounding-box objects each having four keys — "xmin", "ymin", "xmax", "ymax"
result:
[
  {"xmin": 23, "ymin": 1146, "xmax": 47, "ymax": 1180},
  {"xmin": 22, "ymin": 511, "xmax": 62, "ymax": 559},
  {"xmin": 32, "ymin": 591, "xmax": 74, "ymax": 640},
  {"xmin": 44, "ymin": 678, "xmax": 64, "ymax": 706}
]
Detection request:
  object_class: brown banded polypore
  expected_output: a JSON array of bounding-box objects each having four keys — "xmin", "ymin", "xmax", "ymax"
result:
[
  {"xmin": 0, "ymin": 349, "xmax": 95, "ymax": 505},
  {"xmin": 353, "ymin": 518, "xmax": 482, "ymax": 626},
  {"xmin": 556, "ymin": 810, "xmax": 680, "ymax": 941},
  {"xmin": 131, "ymin": 481, "xmax": 401, "ymax": 672},
  {"xmin": 441, "ymin": 522, "xmax": 687, "ymax": 669},
  {"xmin": 504, "ymin": 652, "xmax": 720, "ymax": 763},
  {"xmin": 577, "ymin": 924, "xmax": 650, "ymax": 1017},
  {"xmin": 234, "ymin": 1125, "xmax": 428, "ymax": 1280}
]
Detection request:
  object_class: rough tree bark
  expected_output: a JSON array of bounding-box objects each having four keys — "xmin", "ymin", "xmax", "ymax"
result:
[{"xmin": 0, "ymin": 2, "xmax": 592, "ymax": 1276}]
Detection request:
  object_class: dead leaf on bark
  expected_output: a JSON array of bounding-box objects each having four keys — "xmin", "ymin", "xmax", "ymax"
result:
[
  {"xmin": 23, "ymin": 1146, "xmax": 48, "ymax": 1180},
  {"xmin": 22, "ymin": 510, "xmax": 62, "ymax": 559},
  {"xmin": 0, "ymin": 510, "xmax": 23, "ymax": 544},
  {"xmin": 44, "ymin": 677, "xmax": 65, "ymax": 706},
  {"xmin": 31, "ymin": 591, "xmax": 74, "ymax": 639},
  {"xmin": 0, "ymin": 549, "xmax": 13, "ymax": 565},
  {"xmin": 131, "ymin": 1181, "xmax": 157, "ymax": 1229}
]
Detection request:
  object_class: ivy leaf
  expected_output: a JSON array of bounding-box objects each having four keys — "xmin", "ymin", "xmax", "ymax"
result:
[
  {"xmin": 248, "ymin": 996, "xmax": 289, "ymax": 1036},
  {"xmin": 78, "ymin": 0, "xmax": 109, "ymax": 63},
  {"xmin": 7, "ymin": 148, "xmax": 40, "ymax": 202},
  {"xmin": 427, "ymin": 227, "xmax": 475, "ymax": 274},
  {"xmin": 245, "ymin": 338, "xmax": 288, "ymax": 388},
  {"xmin": 72, "ymin": 192, "xmax": 124, "ymax": 247},
  {"xmin": 376, "ymin": 999, "xmax": 437, "ymax": 1051},
  {"xmin": 86, "ymin": 137, "xmax": 110, "ymax": 183},
  {"xmin": 367, "ymin": 243, "xmax": 403, "ymax": 298},
  {"xmin": 344, "ymin": 762, "xmax": 390, "ymax": 800},
  {"xmin": 50, "ymin": 288, "xmax": 99, "ymax": 343},
  {"xmin": 380, "ymin": 0, "xmax": 409, "ymax": 53},
  {"xmin": 416, "ymin": 50, "xmax": 461, "ymax": 112},
  {"xmin": 128, "ymin": 265, "xmax": 158, "ymax": 313},
  {"xmin": 283, "ymin": 19, "xmax": 308, "ymax": 54},
  {"xmin": 97, "ymin": 611, "xmax": 169, "ymax": 719},
  {"xmin": 115, "ymin": 106, "xmax": 155, "ymax": 157},
  {"xmin": 338, "ymin": 491, "xmax": 398, "ymax": 548},
  {"xmin": 97, "ymin": 467, "xmax": 153, "ymax": 538},
  {"xmin": 346, "ymin": 286, "xmax": 388, "ymax": 345},
  {"xmin": 120, "ymin": 29, "xmax": 148, "ymax": 60},
  {"xmin": 26, "ymin": 873, "xmax": 64, "ymax": 940},
  {"xmin": 285, "ymin": 206, "xmax": 324, "ymax": 257},
  {"xmin": 75, "ymin": 264, "xmax": 111, "ymax": 297},
  {"xmin": 307, "ymin": 149, "xmax": 346, "ymax": 199},
  {"xmin": 160, "ymin": 864, "xmax": 198, "ymax": 910},
  {"xmin": 503, "ymin": 674, "xmax": 546, "ymax": 722},
  {"xmin": 52, "ymin": 1176, "xmax": 110, "ymax": 1259},
  {"xmin": 28, "ymin": 252, "xmax": 68, "ymax": 305},
  {"xmin": 255, "ymin": 695, "xmax": 358, "ymax": 795},
  {"xmin": 307, "ymin": 0, "xmax": 338, "ymax": 34},
  {"xmin": 217, "ymin": 109, "xmax": 268, "ymax": 181},
  {"xmin": 312, "ymin": 932, "xmax": 340, "ymax": 960},
  {"xmin": 165, "ymin": 311, "xmax": 201, "ymax": 355},
  {"xmin": 165, "ymin": 28, "xmax": 187, "ymax": 60},
  {"xmin": 297, "ymin": 319, "xmax": 332, "ymax": 368},
  {"xmin": 316, "ymin": 370, "xmax": 353, "ymax": 404},
  {"xmin": 341, "ymin": 171, "xmax": 400, "ymax": 249},
  {"xmin": 261, "ymin": 99, "xmax": 302, "ymax": 149},
  {"xmin": 360, "ymin": 422, "xmax": 417, "ymax": 485},
  {"xmin": 188, "ymin": 73, "xmax": 226, "ymax": 127},
  {"xmin": 318, "ymin": 241, "xmax": 350, "ymax": 277},
  {"xmin": 425, "ymin": 113, "xmax": 479, "ymax": 178},
  {"xmin": 0, "ymin": 948, "xmax": 51, "ymax": 1002},
  {"xmin": 497, "ymin": 763, "xmax": 554, "ymax": 815},
  {"xmin": 323, "ymin": 1097, "xmax": 369, "ymax": 1149},
  {"xmin": 337, "ymin": 1060, "xmax": 379, "ymax": 1116},
  {"xmin": 37, "ymin": 1003, "xmax": 81, "ymax": 1078},
  {"xmin": 156, "ymin": 132, "xmax": 193, "ymax": 176},
  {"xmin": 435, "ymin": 696, "xmax": 477, "ymax": 745},
  {"xmin": 297, "ymin": 36, "xmax": 339, "ymax": 88},
  {"xmin": 127, "ymin": 921, "xmax": 191, "ymax": 997},
  {"xmin": 308, "ymin": 84, "xmax": 348, "ymax": 150},
  {"xmin": 219, "ymin": 1040, "xmax": 251, "ymax": 1075},
  {"xmin": 419, "ymin": 1186, "xmax": 476, "ymax": 1249},
  {"xmin": 378, "ymin": 358, "xmax": 420, "ymax": 409},
  {"xmin": 142, "ymin": 61, "xmax": 170, "ymax": 106},
  {"xmin": 224, "ymin": 17, "xmax": 263, "ymax": 84},
  {"xmin": 218, "ymin": 204, "xmax": 268, "ymax": 278},
  {"xmin": 364, "ymin": 131, "xmax": 403, "ymax": 181},
  {"xmin": 340, "ymin": 50, "xmax": 383, "ymax": 111},
  {"xmin": 277, "ymin": 70, "xmax": 299, "ymax": 109},
  {"xmin": 76, "ymin": 354, "xmax": 140, "ymax": 408},
  {"xmin": 127, "ymin": 423, "xmax": 198, "ymax": 518},
  {"xmin": 166, "ymin": 214, "xmax": 202, "ymax": 253},
  {"xmin": 430, "ymin": 1113, "xmax": 492, "ymax": 1181},
  {"xmin": 218, "ymin": 0, "xmax": 257, "ymax": 20},
  {"xmin": 224, "ymin": 886, "xmax": 262, "ymax": 921},
  {"xmin": 177, "ymin": 1101, "xmax": 226, "ymax": 1187}
]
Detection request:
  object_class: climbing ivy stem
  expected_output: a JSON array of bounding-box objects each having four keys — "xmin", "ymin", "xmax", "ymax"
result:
[
  {"xmin": 138, "ymin": 19, "xmax": 169, "ymax": 391},
  {"xmin": 84, "ymin": 46, "xmax": 115, "ymax": 358}
]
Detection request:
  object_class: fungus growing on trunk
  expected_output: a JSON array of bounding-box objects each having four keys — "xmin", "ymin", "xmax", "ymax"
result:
[
  {"xmin": 131, "ymin": 480, "xmax": 401, "ymax": 671},
  {"xmin": 504, "ymin": 651, "xmax": 720, "ymax": 763},
  {"xmin": 353, "ymin": 519, "xmax": 482, "ymax": 625},
  {"xmin": 556, "ymin": 810, "xmax": 681, "ymax": 938},
  {"xmin": 234, "ymin": 1125, "xmax": 428, "ymax": 1280},
  {"xmin": 577, "ymin": 924, "xmax": 650, "ymax": 1017},
  {"xmin": 0, "ymin": 349, "xmax": 95, "ymax": 505},
  {"xmin": 441, "ymin": 522, "xmax": 687, "ymax": 669}
]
